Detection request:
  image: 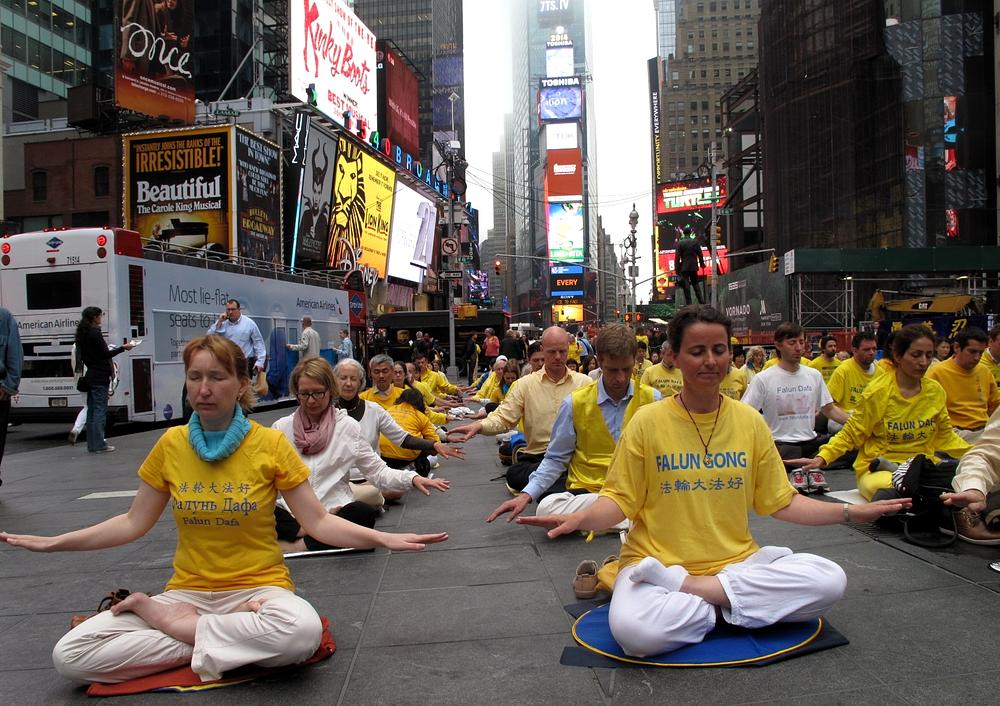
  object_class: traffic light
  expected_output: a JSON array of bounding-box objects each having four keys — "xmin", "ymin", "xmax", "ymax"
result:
[
  {"xmin": 714, "ymin": 224, "xmax": 722, "ymax": 241},
  {"xmin": 494, "ymin": 258, "xmax": 501, "ymax": 276},
  {"xmin": 768, "ymin": 254, "xmax": 778, "ymax": 273},
  {"xmin": 624, "ymin": 313, "xmax": 632, "ymax": 323},
  {"xmin": 614, "ymin": 308, "xmax": 621, "ymax": 319},
  {"xmin": 635, "ymin": 312, "xmax": 643, "ymax": 322}
]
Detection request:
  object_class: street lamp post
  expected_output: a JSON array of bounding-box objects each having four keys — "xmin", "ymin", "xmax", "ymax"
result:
[{"xmin": 624, "ymin": 204, "xmax": 640, "ymax": 319}]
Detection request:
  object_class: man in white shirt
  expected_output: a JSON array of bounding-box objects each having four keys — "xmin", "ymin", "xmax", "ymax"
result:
[
  {"xmin": 286, "ymin": 316, "xmax": 320, "ymax": 360},
  {"xmin": 339, "ymin": 329, "xmax": 354, "ymax": 361},
  {"xmin": 742, "ymin": 322, "xmax": 849, "ymax": 493},
  {"xmin": 207, "ymin": 299, "xmax": 266, "ymax": 376}
]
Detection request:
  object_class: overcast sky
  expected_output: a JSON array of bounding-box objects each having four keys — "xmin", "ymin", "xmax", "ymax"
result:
[{"xmin": 463, "ymin": 0, "xmax": 657, "ymax": 302}]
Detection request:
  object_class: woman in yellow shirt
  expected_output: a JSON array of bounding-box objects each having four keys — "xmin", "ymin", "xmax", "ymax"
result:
[
  {"xmin": 521, "ymin": 305, "xmax": 906, "ymax": 658},
  {"xmin": 0, "ymin": 336, "xmax": 446, "ymax": 684},
  {"xmin": 381, "ymin": 388, "xmax": 443, "ymax": 475},
  {"xmin": 796, "ymin": 324, "xmax": 970, "ymax": 500}
]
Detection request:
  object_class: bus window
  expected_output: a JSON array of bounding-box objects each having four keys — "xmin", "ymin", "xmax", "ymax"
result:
[{"xmin": 26, "ymin": 271, "xmax": 82, "ymax": 310}]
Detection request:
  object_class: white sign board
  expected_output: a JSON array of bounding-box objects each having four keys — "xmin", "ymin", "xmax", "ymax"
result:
[{"xmin": 289, "ymin": 0, "xmax": 378, "ymax": 131}]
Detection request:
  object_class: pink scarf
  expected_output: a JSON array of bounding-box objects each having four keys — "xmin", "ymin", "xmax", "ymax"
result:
[{"xmin": 292, "ymin": 404, "xmax": 336, "ymax": 456}]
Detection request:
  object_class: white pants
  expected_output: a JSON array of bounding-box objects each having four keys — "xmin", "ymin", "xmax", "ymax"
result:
[
  {"xmin": 536, "ymin": 492, "xmax": 629, "ymax": 531},
  {"xmin": 608, "ymin": 547, "xmax": 846, "ymax": 658},
  {"xmin": 955, "ymin": 427, "xmax": 984, "ymax": 444},
  {"xmin": 53, "ymin": 586, "xmax": 322, "ymax": 684},
  {"xmin": 72, "ymin": 407, "xmax": 87, "ymax": 435}
]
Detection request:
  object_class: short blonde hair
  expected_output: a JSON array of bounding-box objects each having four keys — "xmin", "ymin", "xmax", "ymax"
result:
[{"xmin": 290, "ymin": 357, "xmax": 338, "ymax": 407}]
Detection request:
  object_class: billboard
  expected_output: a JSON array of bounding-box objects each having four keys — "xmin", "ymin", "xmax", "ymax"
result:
[
  {"xmin": 545, "ymin": 148, "xmax": 583, "ymax": 199},
  {"xmin": 655, "ymin": 246, "xmax": 729, "ymax": 297},
  {"xmin": 290, "ymin": 114, "xmax": 336, "ymax": 268},
  {"xmin": 648, "ymin": 57, "xmax": 663, "ymax": 185},
  {"xmin": 327, "ymin": 136, "xmax": 397, "ymax": 278},
  {"xmin": 550, "ymin": 264, "xmax": 584, "ymax": 298},
  {"xmin": 547, "ymin": 201, "xmax": 584, "ymax": 262},
  {"xmin": 378, "ymin": 42, "xmax": 421, "ymax": 157},
  {"xmin": 290, "ymin": 0, "xmax": 377, "ymax": 131},
  {"xmin": 115, "ymin": 0, "xmax": 195, "ymax": 123},
  {"xmin": 717, "ymin": 261, "xmax": 789, "ymax": 337},
  {"xmin": 387, "ymin": 181, "xmax": 437, "ymax": 284},
  {"xmin": 545, "ymin": 122, "xmax": 578, "ymax": 150},
  {"xmin": 546, "ymin": 42, "xmax": 574, "ymax": 78},
  {"xmin": 656, "ymin": 176, "xmax": 728, "ymax": 214},
  {"xmin": 539, "ymin": 77, "xmax": 583, "ymax": 122},
  {"xmin": 235, "ymin": 129, "xmax": 282, "ymax": 265},
  {"xmin": 124, "ymin": 127, "xmax": 231, "ymax": 256}
]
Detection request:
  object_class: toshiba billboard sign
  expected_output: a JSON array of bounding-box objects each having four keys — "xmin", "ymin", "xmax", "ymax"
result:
[
  {"xmin": 290, "ymin": 0, "xmax": 378, "ymax": 132},
  {"xmin": 545, "ymin": 148, "xmax": 582, "ymax": 199}
]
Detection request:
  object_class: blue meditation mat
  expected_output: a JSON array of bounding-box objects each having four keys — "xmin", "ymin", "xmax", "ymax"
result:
[{"xmin": 568, "ymin": 604, "xmax": 844, "ymax": 668}]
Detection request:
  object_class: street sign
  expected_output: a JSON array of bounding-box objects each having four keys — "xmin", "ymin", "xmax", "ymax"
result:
[
  {"xmin": 457, "ymin": 255, "xmax": 473, "ymax": 264},
  {"xmin": 439, "ymin": 270, "xmax": 463, "ymax": 279},
  {"xmin": 441, "ymin": 238, "xmax": 459, "ymax": 256},
  {"xmin": 717, "ymin": 207, "xmax": 734, "ymax": 216}
]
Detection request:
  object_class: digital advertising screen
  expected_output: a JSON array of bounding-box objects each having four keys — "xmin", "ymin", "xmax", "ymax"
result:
[
  {"xmin": 549, "ymin": 264, "xmax": 584, "ymax": 298},
  {"xmin": 545, "ymin": 122, "xmax": 578, "ymax": 150},
  {"xmin": 656, "ymin": 176, "xmax": 727, "ymax": 214},
  {"xmin": 545, "ymin": 148, "xmax": 583, "ymax": 199},
  {"xmin": 387, "ymin": 181, "xmax": 437, "ymax": 284},
  {"xmin": 655, "ymin": 246, "xmax": 729, "ymax": 297},
  {"xmin": 545, "ymin": 44, "xmax": 574, "ymax": 78},
  {"xmin": 124, "ymin": 127, "xmax": 232, "ymax": 256},
  {"xmin": 547, "ymin": 201, "xmax": 584, "ymax": 262},
  {"xmin": 234, "ymin": 128, "xmax": 282, "ymax": 266},
  {"xmin": 115, "ymin": 0, "xmax": 195, "ymax": 123},
  {"xmin": 539, "ymin": 77, "xmax": 583, "ymax": 122},
  {"xmin": 327, "ymin": 135, "xmax": 397, "ymax": 278},
  {"xmin": 290, "ymin": 0, "xmax": 378, "ymax": 131}
]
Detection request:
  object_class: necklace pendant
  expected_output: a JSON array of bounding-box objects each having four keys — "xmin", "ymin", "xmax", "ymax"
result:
[{"xmin": 704, "ymin": 452, "xmax": 711, "ymax": 465}]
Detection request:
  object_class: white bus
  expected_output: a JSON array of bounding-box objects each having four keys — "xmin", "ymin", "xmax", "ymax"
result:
[{"xmin": 0, "ymin": 227, "xmax": 350, "ymax": 424}]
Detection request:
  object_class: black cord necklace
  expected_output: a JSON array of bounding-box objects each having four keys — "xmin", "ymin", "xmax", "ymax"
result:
[
  {"xmin": 678, "ymin": 393, "xmax": 723, "ymax": 464},
  {"xmin": 336, "ymin": 396, "xmax": 364, "ymax": 422}
]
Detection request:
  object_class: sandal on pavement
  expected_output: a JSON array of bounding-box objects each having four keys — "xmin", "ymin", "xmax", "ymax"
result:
[{"xmin": 573, "ymin": 559, "xmax": 599, "ymax": 600}]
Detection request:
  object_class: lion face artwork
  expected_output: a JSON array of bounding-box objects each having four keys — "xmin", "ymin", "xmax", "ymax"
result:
[{"xmin": 327, "ymin": 139, "xmax": 366, "ymax": 268}]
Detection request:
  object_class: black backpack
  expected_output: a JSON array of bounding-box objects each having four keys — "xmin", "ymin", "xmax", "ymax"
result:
[{"xmin": 891, "ymin": 454, "xmax": 958, "ymax": 548}]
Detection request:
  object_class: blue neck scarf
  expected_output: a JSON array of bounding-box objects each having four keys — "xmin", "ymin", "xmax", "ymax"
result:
[{"xmin": 188, "ymin": 405, "xmax": 251, "ymax": 462}]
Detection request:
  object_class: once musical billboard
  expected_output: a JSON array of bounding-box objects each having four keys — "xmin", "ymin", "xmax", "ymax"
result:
[
  {"xmin": 545, "ymin": 148, "xmax": 583, "ymax": 200},
  {"xmin": 124, "ymin": 127, "xmax": 232, "ymax": 256},
  {"xmin": 290, "ymin": 114, "xmax": 337, "ymax": 269},
  {"xmin": 327, "ymin": 135, "xmax": 397, "ymax": 278},
  {"xmin": 378, "ymin": 42, "xmax": 421, "ymax": 157},
  {"xmin": 234, "ymin": 129, "xmax": 282, "ymax": 266},
  {"xmin": 387, "ymin": 181, "xmax": 437, "ymax": 284},
  {"xmin": 115, "ymin": 0, "xmax": 195, "ymax": 123},
  {"xmin": 290, "ymin": 0, "xmax": 378, "ymax": 131},
  {"xmin": 547, "ymin": 201, "xmax": 584, "ymax": 262}
]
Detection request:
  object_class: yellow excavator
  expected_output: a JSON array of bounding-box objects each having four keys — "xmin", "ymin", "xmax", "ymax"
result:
[{"xmin": 867, "ymin": 290, "xmax": 985, "ymax": 322}]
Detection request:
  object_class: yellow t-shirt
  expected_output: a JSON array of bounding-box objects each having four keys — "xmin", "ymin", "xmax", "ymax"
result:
[
  {"xmin": 925, "ymin": 358, "xmax": 1000, "ymax": 429},
  {"xmin": 380, "ymin": 403, "xmax": 438, "ymax": 460},
  {"xmin": 633, "ymin": 358, "xmax": 653, "ymax": 378},
  {"xmin": 567, "ymin": 340, "xmax": 582, "ymax": 364},
  {"xmin": 601, "ymin": 397, "xmax": 797, "ymax": 576},
  {"xmin": 826, "ymin": 358, "xmax": 883, "ymax": 411},
  {"xmin": 424, "ymin": 369, "xmax": 459, "ymax": 396},
  {"xmin": 411, "ymin": 378, "xmax": 438, "ymax": 407},
  {"xmin": 138, "ymin": 423, "xmax": 309, "ymax": 592},
  {"xmin": 719, "ymin": 366, "xmax": 747, "ymax": 400},
  {"xmin": 763, "ymin": 356, "xmax": 811, "ymax": 370},
  {"xmin": 818, "ymin": 374, "xmax": 970, "ymax": 499},
  {"xmin": 808, "ymin": 355, "xmax": 842, "ymax": 383},
  {"xmin": 980, "ymin": 350, "xmax": 1000, "ymax": 387},
  {"xmin": 361, "ymin": 385, "xmax": 403, "ymax": 410},
  {"xmin": 639, "ymin": 363, "xmax": 684, "ymax": 397},
  {"xmin": 876, "ymin": 357, "xmax": 895, "ymax": 374}
]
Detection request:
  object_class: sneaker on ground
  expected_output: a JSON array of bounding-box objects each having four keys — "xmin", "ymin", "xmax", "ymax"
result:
[
  {"xmin": 788, "ymin": 469, "xmax": 808, "ymax": 492},
  {"xmin": 806, "ymin": 470, "xmax": 831, "ymax": 493},
  {"xmin": 942, "ymin": 508, "xmax": 1000, "ymax": 545},
  {"xmin": 94, "ymin": 445, "xmax": 116, "ymax": 454}
]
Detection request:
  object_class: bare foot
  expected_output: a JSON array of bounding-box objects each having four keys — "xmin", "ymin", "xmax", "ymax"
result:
[
  {"xmin": 278, "ymin": 538, "xmax": 307, "ymax": 553},
  {"xmin": 110, "ymin": 593, "xmax": 200, "ymax": 645},
  {"xmin": 232, "ymin": 599, "xmax": 264, "ymax": 613}
]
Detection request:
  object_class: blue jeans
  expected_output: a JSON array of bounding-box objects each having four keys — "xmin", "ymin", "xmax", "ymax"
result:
[{"xmin": 86, "ymin": 385, "xmax": 109, "ymax": 452}]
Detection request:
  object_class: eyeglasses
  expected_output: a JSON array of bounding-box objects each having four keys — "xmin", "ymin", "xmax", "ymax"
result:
[{"xmin": 296, "ymin": 390, "xmax": 328, "ymax": 400}]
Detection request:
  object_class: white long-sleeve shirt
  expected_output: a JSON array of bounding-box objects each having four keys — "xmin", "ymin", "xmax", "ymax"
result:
[
  {"xmin": 289, "ymin": 326, "xmax": 321, "ymax": 359},
  {"xmin": 273, "ymin": 409, "xmax": 415, "ymax": 513},
  {"xmin": 954, "ymin": 405, "xmax": 1000, "ymax": 496},
  {"xmin": 207, "ymin": 314, "xmax": 266, "ymax": 368}
]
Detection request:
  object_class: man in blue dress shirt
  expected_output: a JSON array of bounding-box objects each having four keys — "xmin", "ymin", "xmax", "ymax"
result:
[{"xmin": 207, "ymin": 299, "xmax": 266, "ymax": 376}]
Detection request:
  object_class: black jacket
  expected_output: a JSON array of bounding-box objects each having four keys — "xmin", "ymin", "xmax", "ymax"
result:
[
  {"xmin": 675, "ymin": 237, "xmax": 705, "ymax": 274},
  {"xmin": 500, "ymin": 335, "xmax": 521, "ymax": 360},
  {"xmin": 79, "ymin": 326, "xmax": 125, "ymax": 385}
]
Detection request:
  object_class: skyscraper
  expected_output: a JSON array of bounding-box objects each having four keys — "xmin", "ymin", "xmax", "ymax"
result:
[{"xmin": 349, "ymin": 0, "xmax": 465, "ymax": 166}]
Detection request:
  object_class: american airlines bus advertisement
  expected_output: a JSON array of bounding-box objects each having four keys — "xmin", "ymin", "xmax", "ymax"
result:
[
  {"xmin": 326, "ymin": 135, "xmax": 396, "ymax": 278},
  {"xmin": 124, "ymin": 127, "xmax": 232, "ymax": 256},
  {"xmin": 386, "ymin": 181, "xmax": 436, "ymax": 284},
  {"xmin": 290, "ymin": 116, "xmax": 336, "ymax": 268},
  {"xmin": 289, "ymin": 0, "xmax": 377, "ymax": 131},
  {"xmin": 235, "ymin": 129, "xmax": 282, "ymax": 266},
  {"xmin": 114, "ymin": 0, "xmax": 195, "ymax": 123}
]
